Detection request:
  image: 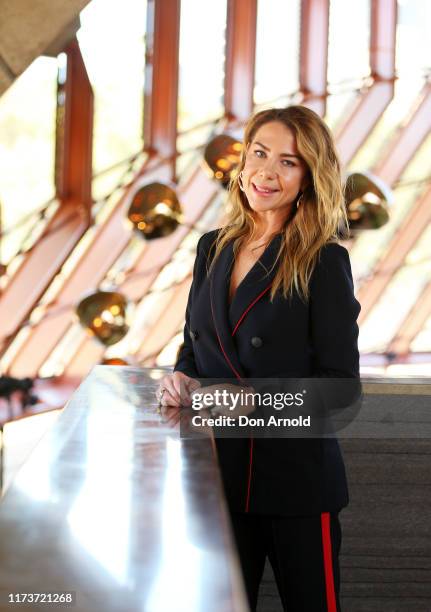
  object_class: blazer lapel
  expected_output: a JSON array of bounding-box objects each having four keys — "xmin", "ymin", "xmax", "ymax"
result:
[
  {"xmin": 229, "ymin": 233, "xmax": 283, "ymax": 333},
  {"xmin": 209, "ymin": 233, "xmax": 283, "ymax": 380},
  {"xmin": 209, "ymin": 240, "xmax": 246, "ymax": 380}
]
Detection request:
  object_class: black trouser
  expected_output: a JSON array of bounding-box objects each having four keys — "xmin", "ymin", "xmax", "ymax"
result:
[{"xmin": 230, "ymin": 511, "xmax": 342, "ymax": 612}]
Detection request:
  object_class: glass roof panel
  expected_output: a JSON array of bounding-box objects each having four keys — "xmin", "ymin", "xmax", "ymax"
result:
[
  {"xmin": 78, "ymin": 0, "xmax": 146, "ymax": 175},
  {"xmin": 177, "ymin": 0, "xmax": 227, "ymax": 133},
  {"xmin": 348, "ymin": 0, "xmax": 431, "ymax": 171},
  {"xmin": 156, "ymin": 332, "xmax": 184, "ymax": 367},
  {"xmin": 325, "ymin": 0, "xmax": 370, "ymax": 130},
  {"xmin": 0, "ymin": 56, "xmax": 57, "ymax": 265},
  {"xmin": 254, "ymin": 0, "xmax": 300, "ymax": 106},
  {"xmin": 358, "ymin": 223, "xmax": 431, "ymax": 353},
  {"xmin": 411, "ymin": 315, "xmax": 431, "ymax": 352}
]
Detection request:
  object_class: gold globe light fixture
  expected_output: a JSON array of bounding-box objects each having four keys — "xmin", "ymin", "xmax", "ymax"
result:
[
  {"xmin": 76, "ymin": 291, "xmax": 129, "ymax": 347},
  {"xmin": 345, "ymin": 172, "xmax": 392, "ymax": 231},
  {"xmin": 203, "ymin": 134, "xmax": 242, "ymax": 188},
  {"xmin": 128, "ymin": 182, "xmax": 183, "ymax": 240}
]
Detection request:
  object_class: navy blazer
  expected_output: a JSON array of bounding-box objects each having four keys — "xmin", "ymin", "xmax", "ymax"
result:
[{"xmin": 175, "ymin": 229, "xmax": 361, "ymax": 516}]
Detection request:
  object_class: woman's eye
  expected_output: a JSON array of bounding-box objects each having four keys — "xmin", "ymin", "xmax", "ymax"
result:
[
  {"xmin": 282, "ymin": 159, "xmax": 295, "ymax": 167},
  {"xmin": 254, "ymin": 149, "xmax": 265, "ymax": 157}
]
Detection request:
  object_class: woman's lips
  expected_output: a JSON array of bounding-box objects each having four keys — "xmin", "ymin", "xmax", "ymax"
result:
[{"xmin": 252, "ymin": 182, "xmax": 279, "ymax": 196}]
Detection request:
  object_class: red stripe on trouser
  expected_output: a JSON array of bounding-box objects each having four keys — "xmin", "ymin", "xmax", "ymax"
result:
[{"xmin": 321, "ymin": 512, "xmax": 337, "ymax": 612}]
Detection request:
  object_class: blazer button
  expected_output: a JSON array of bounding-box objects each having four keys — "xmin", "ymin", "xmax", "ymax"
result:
[
  {"xmin": 251, "ymin": 336, "xmax": 263, "ymax": 348},
  {"xmin": 189, "ymin": 330, "xmax": 199, "ymax": 341}
]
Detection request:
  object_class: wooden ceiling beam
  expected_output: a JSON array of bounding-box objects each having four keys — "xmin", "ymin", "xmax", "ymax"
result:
[
  {"xmin": 299, "ymin": 0, "xmax": 330, "ymax": 117},
  {"xmin": 143, "ymin": 0, "xmax": 180, "ymax": 180},
  {"xmin": 0, "ymin": 39, "xmax": 93, "ymax": 360},
  {"xmin": 334, "ymin": 0, "xmax": 397, "ymax": 165},
  {"xmin": 224, "ymin": 0, "xmax": 257, "ymax": 122}
]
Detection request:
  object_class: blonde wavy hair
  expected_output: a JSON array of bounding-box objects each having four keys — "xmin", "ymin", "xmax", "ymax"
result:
[{"xmin": 207, "ymin": 106, "xmax": 347, "ymax": 301}]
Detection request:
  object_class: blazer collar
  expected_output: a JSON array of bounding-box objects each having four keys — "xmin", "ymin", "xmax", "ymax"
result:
[{"xmin": 209, "ymin": 233, "xmax": 283, "ymax": 379}]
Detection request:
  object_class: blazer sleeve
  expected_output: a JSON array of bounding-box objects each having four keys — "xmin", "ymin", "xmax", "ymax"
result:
[
  {"xmin": 309, "ymin": 243, "xmax": 361, "ymax": 379},
  {"xmin": 173, "ymin": 235, "xmax": 203, "ymax": 378}
]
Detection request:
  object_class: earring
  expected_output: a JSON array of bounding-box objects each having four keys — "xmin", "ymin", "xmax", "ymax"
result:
[
  {"xmin": 238, "ymin": 171, "xmax": 245, "ymax": 192},
  {"xmin": 296, "ymin": 193, "xmax": 303, "ymax": 209}
]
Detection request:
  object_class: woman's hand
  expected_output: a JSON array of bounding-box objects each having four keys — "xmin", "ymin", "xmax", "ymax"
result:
[{"xmin": 156, "ymin": 371, "xmax": 201, "ymax": 408}]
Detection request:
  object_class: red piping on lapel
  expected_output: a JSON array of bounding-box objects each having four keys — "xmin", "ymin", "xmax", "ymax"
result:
[
  {"xmin": 231, "ymin": 284, "xmax": 272, "ymax": 337},
  {"xmin": 214, "ymin": 327, "xmax": 243, "ymax": 381},
  {"xmin": 209, "ymin": 291, "xmax": 244, "ymax": 381},
  {"xmin": 211, "ymin": 310, "xmax": 254, "ymax": 512},
  {"xmin": 210, "ymin": 279, "xmax": 273, "ymax": 514},
  {"xmin": 230, "ymin": 285, "xmax": 274, "ymax": 514},
  {"xmin": 211, "ymin": 293, "xmax": 254, "ymax": 513},
  {"xmin": 229, "ymin": 285, "xmax": 272, "ymax": 513}
]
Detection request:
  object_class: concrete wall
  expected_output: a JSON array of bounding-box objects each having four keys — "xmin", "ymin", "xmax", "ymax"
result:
[{"xmin": 0, "ymin": 0, "xmax": 90, "ymax": 94}]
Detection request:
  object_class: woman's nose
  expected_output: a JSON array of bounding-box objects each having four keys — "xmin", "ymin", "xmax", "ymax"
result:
[{"xmin": 258, "ymin": 158, "xmax": 277, "ymax": 178}]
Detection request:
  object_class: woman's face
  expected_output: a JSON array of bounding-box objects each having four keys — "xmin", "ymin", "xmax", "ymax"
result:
[{"xmin": 241, "ymin": 121, "xmax": 309, "ymax": 219}]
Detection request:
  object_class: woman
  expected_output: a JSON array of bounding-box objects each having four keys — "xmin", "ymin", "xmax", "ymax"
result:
[{"xmin": 157, "ymin": 106, "xmax": 360, "ymax": 612}]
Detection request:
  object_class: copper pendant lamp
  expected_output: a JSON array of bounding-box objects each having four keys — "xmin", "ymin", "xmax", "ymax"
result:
[
  {"xmin": 345, "ymin": 172, "xmax": 392, "ymax": 231},
  {"xmin": 128, "ymin": 182, "xmax": 182, "ymax": 240},
  {"xmin": 203, "ymin": 134, "xmax": 242, "ymax": 188},
  {"xmin": 76, "ymin": 291, "xmax": 129, "ymax": 346}
]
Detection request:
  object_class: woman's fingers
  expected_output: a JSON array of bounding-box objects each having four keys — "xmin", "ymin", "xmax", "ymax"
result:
[
  {"xmin": 156, "ymin": 373, "xmax": 201, "ymax": 407},
  {"xmin": 186, "ymin": 377, "xmax": 201, "ymax": 393},
  {"xmin": 160, "ymin": 374, "xmax": 181, "ymax": 404},
  {"xmin": 156, "ymin": 381, "xmax": 179, "ymax": 407},
  {"xmin": 172, "ymin": 372, "xmax": 200, "ymax": 405},
  {"xmin": 173, "ymin": 372, "xmax": 197, "ymax": 405}
]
